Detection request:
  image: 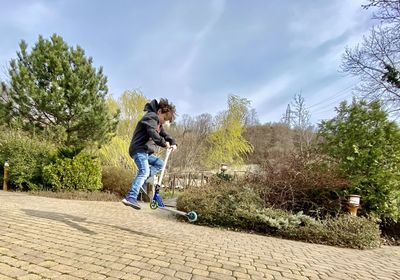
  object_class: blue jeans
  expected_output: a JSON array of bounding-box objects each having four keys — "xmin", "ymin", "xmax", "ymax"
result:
[{"xmin": 126, "ymin": 153, "xmax": 164, "ymax": 200}]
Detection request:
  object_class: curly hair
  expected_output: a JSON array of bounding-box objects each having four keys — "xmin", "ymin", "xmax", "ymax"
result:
[{"xmin": 158, "ymin": 98, "xmax": 176, "ymax": 121}]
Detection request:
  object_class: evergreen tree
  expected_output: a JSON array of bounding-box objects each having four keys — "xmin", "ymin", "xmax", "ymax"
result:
[
  {"xmin": 0, "ymin": 34, "xmax": 118, "ymax": 148},
  {"xmin": 319, "ymin": 100, "xmax": 400, "ymax": 221}
]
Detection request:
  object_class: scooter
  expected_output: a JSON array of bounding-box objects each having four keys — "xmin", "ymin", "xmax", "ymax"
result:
[{"xmin": 144, "ymin": 148, "xmax": 198, "ymax": 222}]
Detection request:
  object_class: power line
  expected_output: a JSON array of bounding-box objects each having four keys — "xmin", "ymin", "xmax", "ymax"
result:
[
  {"xmin": 312, "ymin": 92, "xmax": 355, "ymax": 114},
  {"xmin": 306, "ymin": 83, "xmax": 356, "ymax": 109}
]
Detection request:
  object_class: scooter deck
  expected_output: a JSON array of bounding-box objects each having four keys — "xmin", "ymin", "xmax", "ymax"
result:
[{"xmin": 157, "ymin": 206, "xmax": 188, "ymax": 216}]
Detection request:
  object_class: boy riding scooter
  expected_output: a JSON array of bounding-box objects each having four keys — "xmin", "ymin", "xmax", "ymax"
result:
[{"xmin": 122, "ymin": 98, "xmax": 177, "ymax": 210}]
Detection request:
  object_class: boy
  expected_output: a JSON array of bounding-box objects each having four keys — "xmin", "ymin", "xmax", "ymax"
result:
[{"xmin": 122, "ymin": 98, "xmax": 177, "ymax": 210}]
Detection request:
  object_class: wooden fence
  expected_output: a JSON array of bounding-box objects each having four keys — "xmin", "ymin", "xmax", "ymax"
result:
[{"xmin": 162, "ymin": 171, "xmax": 253, "ymax": 196}]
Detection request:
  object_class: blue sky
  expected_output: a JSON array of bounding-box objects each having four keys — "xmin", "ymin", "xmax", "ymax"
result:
[{"xmin": 0, "ymin": 0, "xmax": 375, "ymax": 124}]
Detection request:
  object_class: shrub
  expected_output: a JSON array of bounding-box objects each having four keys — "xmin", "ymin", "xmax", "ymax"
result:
[
  {"xmin": 216, "ymin": 171, "xmax": 234, "ymax": 181},
  {"xmin": 318, "ymin": 100, "xmax": 400, "ymax": 222},
  {"xmin": 177, "ymin": 182, "xmax": 382, "ymax": 249},
  {"xmin": 282, "ymin": 215, "xmax": 381, "ymax": 249},
  {"xmin": 251, "ymin": 152, "xmax": 351, "ymax": 218},
  {"xmin": 0, "ymin": 128, "xmax": 54, "ymax": 190},
  {"xmin": 177, "ymin": 182, "xmax": 314, "ymax": 232},
  {"xmin": 177, "ymin": 181, "xmax": 262, "ymax": 228},
  {"xmin": 381, "ymin": 221, "xmax": 400, "ymax": 246},
  {"xmin": 101, "ymin": 166, "xmax": 133, "ymax": 197},
  {"xmin": 43, "ymin": 152, "xmax": 102, "ymax": 191}
]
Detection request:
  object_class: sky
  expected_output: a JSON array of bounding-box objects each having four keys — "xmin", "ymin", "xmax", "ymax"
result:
[{"xmin": 0, "ymin": 0, "xmax": 376, "ymax": 125}]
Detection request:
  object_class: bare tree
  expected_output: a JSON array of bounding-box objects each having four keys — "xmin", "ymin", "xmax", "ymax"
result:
[
  {"xmin": 243, "ymin": 123, "xmax": 295, "ymax": 165},
  {"xmin": 342, "ymin": 0, "xmax": 400, "ymax": 113},
  {"xmin": 243, "ymin": 108, "xmax": 260, "ymax": 127},
  {"xmin": 290, "ymin": 93, "xmax": 315, "ymax": 154},
  {"xmin": 342, "ymin": 27, "xmax": 400, "ymax": 109},
  {"xmin": 169, "ymin": 113, "xmax": 213, "ymax": 171},
  {"xmin": 364, "ymin": 0, "xmax": 400, "ymax": 25}
]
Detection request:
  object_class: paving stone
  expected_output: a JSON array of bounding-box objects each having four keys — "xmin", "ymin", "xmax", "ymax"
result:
[
  {"xmin": 83, "ymin": 272, "xmax": 108, "ymax": 280},
  {"xmin": 158, "ymin": 267, "xmax": 176, "ymax": 277},
  {"xmin": 51, "ymin": 264, "xmax": 78, "ymax": 274},
  {"xmin": 1, "ymin": 191, "xmax": 399, "ymax": 280},
  {"xmin": 192, "ymin": 268, "xmax": 209, "ymax": 277},
  {"xmin": 137, "ymin": 269, "xmax": 164, "ymax": 280},
  {"xmin": 148, "ymin": 259, "xmax": 170, "ymax": 268},
  {"xmin": 208, "ymin": 266, "xmax": 233, "ymax": 275},
  {"xmin": 121, "ymin": 265, "xmax": 141, "ymax": 274},
  {"xmin": 16, "ymin": 273, "xmax": 43, "ymax": 280},
  {"xmin": 209, "ymin": 272, "xmax": 236, "ymax": 280}
]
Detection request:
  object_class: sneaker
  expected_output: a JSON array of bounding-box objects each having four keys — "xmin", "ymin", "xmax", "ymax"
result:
[{"xmin": 122, "ymin": 197, "xmax": 141, "ymax": 210}]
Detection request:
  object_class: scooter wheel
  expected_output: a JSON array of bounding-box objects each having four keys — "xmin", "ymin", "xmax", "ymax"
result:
[
  {"xmin": 150, "ymin": 200, "xmax": 158, "ymax": 209},
  {"xmin": 187, "ymin": 211, "xmax": 198, "ymax": 222}
]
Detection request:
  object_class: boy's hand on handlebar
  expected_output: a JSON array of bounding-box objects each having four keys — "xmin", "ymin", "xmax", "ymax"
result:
[{"xmin": 166, "ymin": 142, "xmax": 177, "ymax": 151}]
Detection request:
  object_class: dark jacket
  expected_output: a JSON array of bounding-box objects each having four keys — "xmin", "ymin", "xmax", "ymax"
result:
[{"xmin": 128, "ymin": 99, "xmax": 176, "ymax": 156}]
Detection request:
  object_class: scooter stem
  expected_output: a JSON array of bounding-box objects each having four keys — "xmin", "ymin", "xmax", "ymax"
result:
[{"xmin": 157, "ymin": 148, "xmax": 173, "ymax": 186}]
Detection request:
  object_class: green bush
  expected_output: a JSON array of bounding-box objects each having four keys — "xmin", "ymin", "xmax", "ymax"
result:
[
  {"xmin": 101, "ymin": 166, "xmax": 133, "ymax": 197},
  {"xmin": 177, "ymin": 182, "xmax": 262, "ymax": 228},
  {"xmin": 177, "ymin": 182, "xmax": 314, "ymax": 232},
  {"xmin": 282, "ymin": 215, "xmax": 381, "ymax": 249},
  {"xmin": 177, "ymin": 182, "xmax": 382, "ymax": 249},
  {"xmin": 43, "ymin": 152, "xmax": 102, "ymax": 191},
  {"xmin": 0, "ymin": 129, "xmax": 54, "ymax": 190},
  {"xmin": 318, "ymin": 100, "xmax": 400, "ymax": 221}
]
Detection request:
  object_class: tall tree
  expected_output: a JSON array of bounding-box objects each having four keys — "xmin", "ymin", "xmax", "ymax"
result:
[
  {"xmin": 243, "ymin": 108, "xmax": 260, "ymax": 127},
  {"xmin": 341, "ymin": 0, "xmax": 400, "ymax": 113},
  {"xmin": 204, "ymin": 95, "xmax": 254, "ymax": 168},
  {"xmin": 0, "ymin": 34, "xmax": 118, "ymax": 148},
  {"xmin": 290, "ymin": 93, "xmax": 315, "ymax": 153}
]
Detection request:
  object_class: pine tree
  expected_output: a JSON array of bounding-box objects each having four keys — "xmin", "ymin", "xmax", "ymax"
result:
[{"xmin": 0, "ymin": 34, "xmax": 118, "ymax": 148}]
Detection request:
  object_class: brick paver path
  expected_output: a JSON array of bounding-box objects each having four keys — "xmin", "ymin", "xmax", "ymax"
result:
[{"xmin": 1, "ymin": 191, "xmax": 399, "ymax": 280}]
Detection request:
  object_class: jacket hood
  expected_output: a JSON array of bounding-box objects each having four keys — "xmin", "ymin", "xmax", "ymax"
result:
[{"xmin": 143, "ymin": 99, "xmax": 158, "ymax": 113}]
